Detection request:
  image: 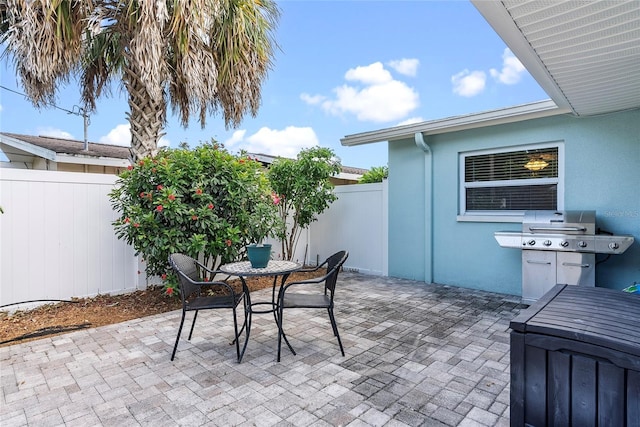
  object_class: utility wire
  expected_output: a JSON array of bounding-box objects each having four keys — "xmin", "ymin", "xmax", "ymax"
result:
[
  {"xmin": 1, "ymin": 84, "xmax": 91, "ymax": 146},
  {"xmin": 0, "ymin": 84, "xmax": 83, "ymax": 116}
]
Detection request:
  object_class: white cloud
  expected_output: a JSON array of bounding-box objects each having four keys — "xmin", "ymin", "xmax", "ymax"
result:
[
  {"xmin": 313, "ymin": 62, "xmax": 419, "ymax": 123},
  {"xmin": 490, "ymin": 48, "xmax": 526, "ymax": 85},
  {"xmin": 388, "ymin": 58, "xmax": 419, "ymax": 77},
  {"xmin": 224, "ymin": 126, "xmax": 318, "ymax": 158},
  {"xmin": 224, "ymin": 129, "xmax": 247, "ymax": 148},
  {"xmin": 451, "ymin": 69, "xmax": 486, "ymax": 97},
  {"xmin": 397, "ymin": 117, "xmax": 424, "ymax": 126},
  {"xmin": 300, "ymin": 93, "xmax": 325, "ymax": 105},
  {"xmin": 36, "ymin": 127, "xmax": 74, "ymax": 140},
  {"xmin": 99, "ymin": 123, "xmax": 169, "ymax": 147},
  {"xmin": 99, "ymin": 124, "xmax": 130, "ymax": 146},
  {"xmin": 344, "ymin": 62, "xmax": 393, "ymax": 85}
]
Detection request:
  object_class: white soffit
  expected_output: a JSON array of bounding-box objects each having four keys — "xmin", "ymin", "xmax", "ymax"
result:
[{"xmin": 472, "ymin": 0, "xmax": 640, "ymax": 117}]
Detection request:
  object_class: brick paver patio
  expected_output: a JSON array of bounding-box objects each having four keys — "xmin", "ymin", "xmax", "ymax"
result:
[{"xmin": 1, "ymin": 272, "xmax": 525, "ymax": 426}]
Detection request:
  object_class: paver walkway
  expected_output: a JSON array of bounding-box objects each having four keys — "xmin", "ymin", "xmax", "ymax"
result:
[{"xmin": 1, "ymin": 272, "xmax": 525, "ymax": 426}]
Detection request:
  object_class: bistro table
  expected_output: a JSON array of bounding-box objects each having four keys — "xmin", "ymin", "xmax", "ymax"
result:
[{"xmin": 219, "ymin": 260, "xmax": 301, "ymax": 362}]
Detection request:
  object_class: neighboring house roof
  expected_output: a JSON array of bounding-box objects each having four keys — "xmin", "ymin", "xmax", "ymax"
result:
[
  {"xmin": 0, "ymin": 132, "xmax": 130, "ymax": 167},
  {"xmin": 247, "ymin": 152, "xmax": 368, "ymax": 181},
  {"xmin": 343, "ymin": 1, "xmax": 640, "ymax": 147}
]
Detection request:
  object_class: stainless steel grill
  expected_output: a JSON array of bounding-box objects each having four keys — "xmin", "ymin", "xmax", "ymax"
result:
[{"xmin": 495, "ymin": 210, "xmax": 634, "ymax": 303}]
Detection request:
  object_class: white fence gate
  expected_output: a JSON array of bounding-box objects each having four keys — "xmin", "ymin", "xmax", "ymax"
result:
[{"xmin": 0, "ymin": 169, "xmax": 387, "ymax": 308}]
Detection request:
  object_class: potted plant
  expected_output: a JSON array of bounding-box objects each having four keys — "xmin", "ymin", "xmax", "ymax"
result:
[{"xmin": 246, "ymin": 192, "xmax": 285, "ymax": 268}]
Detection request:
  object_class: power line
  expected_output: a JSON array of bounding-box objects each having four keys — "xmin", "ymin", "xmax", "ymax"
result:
[
  {"xmin": 0, "ymin": 84, "xmax": 82, "ymax": 116},
  {"xmin": 0, "ymin": 84, "xmax": 91, "ymax": 147}
]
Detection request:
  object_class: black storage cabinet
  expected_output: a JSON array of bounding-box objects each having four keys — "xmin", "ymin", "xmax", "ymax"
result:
[{"xmin": 510, "ymin": 284, "xmax": 640, "ymax": 427}]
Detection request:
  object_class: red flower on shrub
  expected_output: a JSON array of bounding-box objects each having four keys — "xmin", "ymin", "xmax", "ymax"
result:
[
  {"xmin": 151, "ymin": 168, "xmax": 156, "ymax": 173},
  {"xmin": 139, "ymin": 160, "xmax": 144, "ymax": 166},
  {"xmin": 195, "ymin": 188, "xmax": 203, "ymax": 195},
  {"xmin": 157, "ymin": 185, "xmax": 163, "ymax": 190},
  {"xmin": 133, "ymin": 223, "xmax": 140, "ymax": 228},
  {"xmin": 191, "ymin": 215, "xmax": 198, "ymax": 220},
  {"xmin": 156, "ymin": 205, "xmax": 163, "ymax": 212},
  {"xmin": 226, "ymin": 239, "xmax": 232, "ymax": 247},
  {"xmin": 127, "ymin": 165, "xmax": 133, "ymax": 170},
  {"xmin": 161, "ymin": 273, "xmax": 167, "ymax": 280},
  {"xmin": 140, "ymin": 192, "xmax": 146, "ymax": 198},
  {"xmin": 166, "ymin": 287, "xmax": 174, "ymax": 296},
  {"xmin": 203, "ymin": 277, "xmax": 210, "ymax": 282},
  {"xmin": 239, "ymin": 159, "xmax": 245, "ymax": 164},
  {"xmin": 168, "ymin": 194, "xmax": 176, "ymax": 201},
  {"xmin": 124, "ymin": 217, "xmax": 130, "ymax": 223},
  {"xmin": 207, "ymin": 203, "xmax": 214, "ymax": 209}
]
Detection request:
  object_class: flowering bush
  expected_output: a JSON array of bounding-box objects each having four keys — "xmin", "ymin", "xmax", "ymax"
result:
[
  {"xmin": 268, "ymin": 146, "xmax": 341, "ymax": 260},
  {"xmin": 109, "ymin": 141, "xmax": 277, "ymax": 295}
]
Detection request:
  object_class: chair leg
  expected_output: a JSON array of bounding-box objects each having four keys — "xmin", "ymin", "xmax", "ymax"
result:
[
  {"xmin": 171, "ymin": 310, "xmax": 187, "ymax": 361},
  {"xmin": 328, "ymin": 308, "xmax": 345, "ymax": 356},
  {"xmin": 238, "ymin": 294, "xmax": 252, "ymax": 363},
  {"xmin": 277, "ymin": 303, "xmax": 296, "ymax": 362},
  {"xmin": 188, "ymin": 310, "xmax": 199, "ymax": 340}
]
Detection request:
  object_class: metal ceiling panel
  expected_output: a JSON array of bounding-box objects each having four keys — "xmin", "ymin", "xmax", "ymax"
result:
[{"xmin": 473, "ymin": 0, "xmax": 640, "ymax": 116}]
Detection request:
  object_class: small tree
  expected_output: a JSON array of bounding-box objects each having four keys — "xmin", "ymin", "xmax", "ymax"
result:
[
  {"xmin": 267, "ymin": 147, "xmax": 341, "ymax": 261},
  {"xmin": 109, "ymin": 141, "xmax": 278, "ymax": 294},
  {"xmin": 358, "ymin": 166, "xmax": 388, "ymax": 183}
]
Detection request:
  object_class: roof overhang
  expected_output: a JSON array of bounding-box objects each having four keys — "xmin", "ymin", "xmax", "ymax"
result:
[
  {"xmin": 341, "ymin": 100, "xmax": 568, "ymax": 146},
  {"xmin": 0, "ymin": 134, "xmax": 130, "ymax": 168},
  {"xmin": 0, "ymin": 134, "xmax": 57, "ymax": 162},
  {"xmin": 471, "ymin": 0, "xmax": 640, "ymax": 117}
]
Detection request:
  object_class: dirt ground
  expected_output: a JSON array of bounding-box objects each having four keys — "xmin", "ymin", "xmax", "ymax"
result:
[{"xmin": 0, "ymin": 270, "xmax": 322, "ymax": 348}]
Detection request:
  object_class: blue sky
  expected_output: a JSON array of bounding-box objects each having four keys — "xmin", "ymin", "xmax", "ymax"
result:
[{"xmin": 0, "ymin": 1, "xmax": 550, "ymax": 169}]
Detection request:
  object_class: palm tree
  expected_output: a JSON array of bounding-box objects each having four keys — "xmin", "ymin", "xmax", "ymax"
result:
[{"xmin": 0, "ymin": 0, "xmax": 279, "ymax": 161}]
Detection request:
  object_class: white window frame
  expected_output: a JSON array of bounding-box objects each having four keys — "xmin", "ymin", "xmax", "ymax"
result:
[{"xmin": 457, "ymin": 142, "xmax": 564, "ymax": 222}]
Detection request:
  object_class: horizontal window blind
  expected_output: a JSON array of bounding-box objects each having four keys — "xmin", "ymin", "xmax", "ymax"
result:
[
  {"xmin": 461, "ymin": 145, "xmax": 561, "ymax": 214},
  {"xmin": 465, "ymin": 147, "xmax": 558, "ymax": 182},
  {"xmin": 466, "ymin": 184, "xmax": 558, "ymax": 211}
]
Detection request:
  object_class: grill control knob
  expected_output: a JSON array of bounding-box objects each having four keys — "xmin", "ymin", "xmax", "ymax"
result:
[
  {"xmin": 609, "ymin": 242, "xmax": 620, "ymax": 250},
  {"xmin": 528, "ymin": 239, "xmax": 536, "ymax": 246},
  {"xmin": 560, "ymin": 241, "xmax": 569, "ymax": 247},
  {"xmin": 543, "ymin": 240, "xmax": 552, "ymax": 247},
  {"xmin": 578, "ymin": 241, "xmax": 587, "ymax": 248}
]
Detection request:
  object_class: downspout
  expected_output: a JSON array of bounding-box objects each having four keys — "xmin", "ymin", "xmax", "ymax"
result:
[{"xmin": 415, "ymin": 132, "xmax": 433, "ymax": 283}]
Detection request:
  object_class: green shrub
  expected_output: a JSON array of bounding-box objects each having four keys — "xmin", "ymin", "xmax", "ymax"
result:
[{"xmin": 109, "ymin": 141, "xmax": 280, "ymax": 295}]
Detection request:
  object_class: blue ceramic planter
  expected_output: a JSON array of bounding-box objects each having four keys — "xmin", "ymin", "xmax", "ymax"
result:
[{"xmin": 247, "ymin": 244, "xmax": 271, "ymax": 268}]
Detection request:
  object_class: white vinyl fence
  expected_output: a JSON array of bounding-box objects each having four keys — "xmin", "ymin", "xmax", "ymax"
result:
[
  {"xmin": 0, "ymin": 169, "xmax": 142, "ymax": 309},
  {"xmin": 0, "ymin": 169, "xmax": 387, "ymax": 308}
]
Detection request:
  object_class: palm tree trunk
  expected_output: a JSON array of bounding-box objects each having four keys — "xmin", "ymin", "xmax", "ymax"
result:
[{"xmin": 124, "ymin": 65, "xmax": 166, "ymax": 162}]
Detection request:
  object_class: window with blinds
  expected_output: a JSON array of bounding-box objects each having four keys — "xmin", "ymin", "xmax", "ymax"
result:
[{"xmin": 461, "ymin": 145, "xmax": 561, "ymax": 214}]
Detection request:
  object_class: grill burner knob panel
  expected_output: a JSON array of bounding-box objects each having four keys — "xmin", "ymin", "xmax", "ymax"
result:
[
  {"xmin": 578, "ymin": 241, "xmax": 587, "ymax": 248},
  {"xmin": 543, "ymin": 240, "xmax": 552, "ymax": 247},
  {"xmin": 528, "ymin": 239, "xmax": 536, "ymax": 246},
  {"xmin": 560, "ymin": 241, "xmax": 569, "ymax": 248},
  {"xmin": 609, "ymin": 242, "xmax": 619, "ymax": 250}
]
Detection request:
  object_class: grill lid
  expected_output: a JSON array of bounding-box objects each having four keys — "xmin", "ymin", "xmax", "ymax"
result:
[{"xmin": 523, "ymin": 210, "xmax": 596, "ymax": 235}]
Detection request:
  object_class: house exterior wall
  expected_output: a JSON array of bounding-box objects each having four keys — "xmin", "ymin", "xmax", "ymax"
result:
[{"xmin": 388, "ymin": 109, "xmax": 640, "ymax": 295}]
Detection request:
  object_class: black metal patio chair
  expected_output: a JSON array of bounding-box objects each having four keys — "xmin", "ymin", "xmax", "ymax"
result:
[
  {"xmin": 276, "ymin": 250, "xmax": 349, "ymax": 361},
  {"xmin": 168, "ymin": 253, "xmax": 247, "ymax": 362}
]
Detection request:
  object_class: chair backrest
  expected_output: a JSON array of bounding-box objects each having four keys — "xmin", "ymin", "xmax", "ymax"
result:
[
  {"xmin": 169, "ymin": 253, "xmax": 202, "ymax": 303},
  {"xmin": 324, "ymin": 251, "xmax": 348, "ymax": 296}
]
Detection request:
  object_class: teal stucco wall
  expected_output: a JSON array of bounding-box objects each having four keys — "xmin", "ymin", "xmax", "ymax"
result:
[{"xmin": 387, "ymin": 109, "xmax": 640, "ymax": 296}]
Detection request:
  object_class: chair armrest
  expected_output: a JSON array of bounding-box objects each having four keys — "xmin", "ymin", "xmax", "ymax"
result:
[
  {"xmin": 298, "ymin": 259, "xmax": 329, "ymax": 273},
  {"xmin": 192, "ymin": 260, "xmax": 233, "ymax": 282},
  {"xmin": 281, "ymin": 272, "xmax": 330, "ymax": 293},
  {"xmin": 180, "ymin": 272, "xmax": 242, "ymax": 296}
]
